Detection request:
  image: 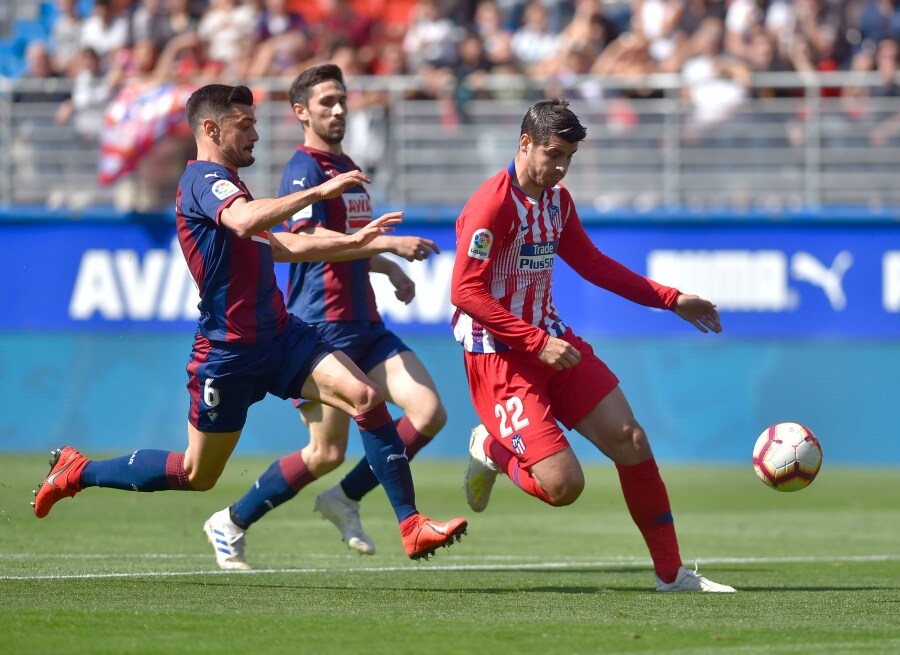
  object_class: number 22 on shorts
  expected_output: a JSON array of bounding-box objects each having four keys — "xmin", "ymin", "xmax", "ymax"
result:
[{"xmin": 494, "ymin": 395, "xmax": 529, "ymax": 438}]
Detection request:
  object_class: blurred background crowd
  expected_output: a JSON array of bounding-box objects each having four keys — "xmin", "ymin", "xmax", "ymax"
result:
[
  {"xmin": 4, "ymin": 0, "xmax": 900, "ymax": 131},
  {"xmin": 2, "ymin": 0, "xmax": 900, "ymax": 212}
]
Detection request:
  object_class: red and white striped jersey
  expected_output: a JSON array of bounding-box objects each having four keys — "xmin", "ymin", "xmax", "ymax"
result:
[
  {"xmin": 452, "ymin": 163, "xmax": 569, "ymax": 353},
  {"xmin": 451, "ymin": 162, "xmax": 681, "ymax": 355}
]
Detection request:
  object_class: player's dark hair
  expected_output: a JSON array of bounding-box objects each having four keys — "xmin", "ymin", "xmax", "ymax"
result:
[
  {"xmin": 289, "ymin": 64, "xmax": 345, "ymax": 107},
  {"xmin": 520, "ymin": 98, "xmax": 586, "ymax": 145},
  {"xmin": 185, "ymin": 84, "xmax": 254, "ymax": 134}
]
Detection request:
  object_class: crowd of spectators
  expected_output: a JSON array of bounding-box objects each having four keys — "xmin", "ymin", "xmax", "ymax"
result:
[
  {"xmin": 7, "ymin": 0, "xmax": 900, "ymax": 210},
  {"xmin": 15, "ymin": 1, "xmax": 900, "ymax": 110}
]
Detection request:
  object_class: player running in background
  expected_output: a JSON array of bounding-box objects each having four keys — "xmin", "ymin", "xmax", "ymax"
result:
[
  {"xmin": 202, "ymin": 65, "xmax": 450, "ymax": 568},
  {"xmin": 452, "ymin": 98, "xmax": 734, "ymax": 592},
  {"xmin": 32, "ymin": 83, "xmax": 467, "ymax": 562}
]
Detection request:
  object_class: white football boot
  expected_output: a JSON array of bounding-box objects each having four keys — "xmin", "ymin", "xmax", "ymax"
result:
[
  {"xmin": 314, "ymin": 484, "xmax": 376, "ymax": 555},
  {"xmin": 464, "ymin": 424, "xmax": 500, "ymax": 512},
  {"xmin": 656, "ymin": 565, "xmax": 736, "ymax": 592},
  {"xmin": 203, "ymin": 508, "xmax": 251, "ymax": 571}
]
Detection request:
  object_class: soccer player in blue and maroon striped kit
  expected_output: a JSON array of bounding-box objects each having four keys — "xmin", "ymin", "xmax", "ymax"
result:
[
  {"xmin": 203, "ymin": 65, "xmax": 451, "ymax": 567},
  {"xmin": 32, "ymin": 83, "xmax": 467, "ymax": 561}
]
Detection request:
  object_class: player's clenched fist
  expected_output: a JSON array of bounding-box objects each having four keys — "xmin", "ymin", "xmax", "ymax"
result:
[{"xmin": 538, "ymin": 336, "xmax": 581, "ymax": 370}]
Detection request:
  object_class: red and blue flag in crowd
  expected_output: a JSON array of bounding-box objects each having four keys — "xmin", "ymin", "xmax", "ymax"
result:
[{"xmin": 99, "ymin": 82, "xmax": 196, "ymax": 185}]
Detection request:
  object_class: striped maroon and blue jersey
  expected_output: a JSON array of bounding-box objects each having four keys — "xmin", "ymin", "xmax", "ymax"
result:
[
  {"xmin": 277, "ymin": 145, "xmax": 379, "ymax": 324},
  {"xmin": 176, "ymin": 160, "xmax": 289, "ymax": 343}
]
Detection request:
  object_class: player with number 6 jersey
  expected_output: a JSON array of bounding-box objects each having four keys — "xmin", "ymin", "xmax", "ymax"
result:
[
  {"xmin": 452, "ymin": 98, "xmax": 735, "ymax": 592},
  {"xmin": 201, "ymin": 65, "xmax": 455, "ymax": 566},
  {"xmin": 32, "ymin": 83, "xmax": 466, "ymax": 564}
]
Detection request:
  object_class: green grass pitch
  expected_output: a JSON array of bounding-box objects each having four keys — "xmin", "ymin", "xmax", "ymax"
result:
[{"xmin": 2, "ymin": 454, "xmax": 899, "ymax": 654}]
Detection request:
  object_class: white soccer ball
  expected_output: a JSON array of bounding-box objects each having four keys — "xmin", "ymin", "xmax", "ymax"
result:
[{"xmin": 752, "ymin": 422, "xmax": 823, "ymax": 492}]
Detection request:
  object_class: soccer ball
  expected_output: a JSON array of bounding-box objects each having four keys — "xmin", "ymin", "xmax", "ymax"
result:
[{"xmin": 752, "ymin": 422, "xmax": 823, "ymax": 492}]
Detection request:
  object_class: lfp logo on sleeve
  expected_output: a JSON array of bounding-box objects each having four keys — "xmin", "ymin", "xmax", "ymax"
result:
[
  {"xmin": 468, "ymin": 229, "xmax": 493, "ymax": 260},
  {"xmin": 211, "ymin": 179, "xmax": 241, "ymax": 200}
]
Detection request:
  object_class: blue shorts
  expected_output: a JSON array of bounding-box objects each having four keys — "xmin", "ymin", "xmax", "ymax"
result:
[
  {"xmin": 316, "ymin": 321, "xmax": 410, "ymax": 373},
  {"xmin": 292, "ymin": 321, "xmax": 410, "ymax": 408},
  {"xmin": 187, "ymin": 315, "xmax": 334, "ymax": 432}
]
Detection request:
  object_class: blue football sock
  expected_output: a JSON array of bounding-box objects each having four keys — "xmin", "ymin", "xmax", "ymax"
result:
[
  {"xmin": 354, "ymin": 406, "xmax": 417, "ymax": 522},
  {"xmin": 80, "ymin": 450, "xmax": 191, "ymax": 491},
  {"xmin": 339, "ymin": 457, "xmax": 378, "ymax": 502},
  {"xmin": 341, "ymin": 417, "xmax": 430, "ymax": 501},
  {"xmin": 230, "ymin": 452, "xmax": 315, "ymax": 529}
]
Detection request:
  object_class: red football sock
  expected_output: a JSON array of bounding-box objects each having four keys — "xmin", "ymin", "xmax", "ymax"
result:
[
  {"xmin": 616, "ymin": 458, "xmax": 682, "ymax": 583},
  {"xmin": 484, "ymin": 434, "xmax": 553, "ymax": 505},
  {"xmin": 165, "ymin": 452, "xmax": 193, "ymax": 491},
  {"xmin": 279, "ymin": 451, "xmax": 316, "ymax": 492},
  {"xmin": 394, "ymin": 416, "xmax": 430, "ymax": 459}
]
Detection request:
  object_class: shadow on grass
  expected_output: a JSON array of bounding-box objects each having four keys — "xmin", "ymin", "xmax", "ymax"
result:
[{"xmin": 176, "ymin": 575, "xmax": 897, "ymax": 595}]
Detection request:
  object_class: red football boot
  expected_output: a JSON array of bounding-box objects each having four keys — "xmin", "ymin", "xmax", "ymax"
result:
[
  {"xmin": 32, "ymin": 447, "xmax": 89, "ymax": 518},
  {"xmin": 400, "ymin": 514, "xmax": 467, "ymax": 561}
]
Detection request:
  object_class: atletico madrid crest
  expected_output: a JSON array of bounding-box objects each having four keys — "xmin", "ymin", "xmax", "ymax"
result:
[{"xmin": 511, "ymin": 433, "xmax": 526, "ymax": 455}]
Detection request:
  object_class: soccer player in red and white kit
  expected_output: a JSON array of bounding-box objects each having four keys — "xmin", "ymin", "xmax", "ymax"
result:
[
  {"xmin": 452, "ymin": 98, "xmax": 734, "ymax": 592},
  {"xmin": 32, "ymin": 83, "xmax": 466, "ymax": 561}
]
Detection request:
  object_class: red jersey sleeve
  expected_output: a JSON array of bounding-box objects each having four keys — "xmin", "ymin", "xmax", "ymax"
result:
[
  {"xmin": 557, "ymin": 196, "xmax": 681, "ymax": 309},
  {"xmin": 451, "ymin": 174, "xmax": 551, "ymax": 355}
]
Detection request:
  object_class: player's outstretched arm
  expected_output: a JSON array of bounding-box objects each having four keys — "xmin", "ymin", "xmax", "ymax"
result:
[
  {"xmin": 335, "ymin": 215, "xmax": 439, "ymax": 261},
  {"xmin": 271, "ymin": 214, "xmax": 401, "ymax": 262},
  {"xmin": 349, "ymin": 214, "xmax": 402, "ymax": 248},
  {"xmin": 222, "ymin": 170, "xmax": 372, "ymax": 238},
  {"xmin": 672, "ymin": 294, "xmax": 722, "ymax": 333},
  {"xmin": 286, "ymin": 213, "xmax": 423, "ymax": 262},
  {"xmin": 384, "ymin": 235, "xmax": 440, "ymax": 262},
  {"xmin": 371, "ymin": 255, "xmax": 416, "ymax": 304}
]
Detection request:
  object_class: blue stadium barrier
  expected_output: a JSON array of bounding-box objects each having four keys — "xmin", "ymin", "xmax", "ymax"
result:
[{"xmin": 1, "ymin": 212, "xmax": 898, "ymax": 465}]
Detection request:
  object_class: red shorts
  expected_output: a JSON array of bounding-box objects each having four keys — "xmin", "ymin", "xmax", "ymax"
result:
[{"xmin": 462, "ymin": 329, "xmax": 619, "ymax": 468}]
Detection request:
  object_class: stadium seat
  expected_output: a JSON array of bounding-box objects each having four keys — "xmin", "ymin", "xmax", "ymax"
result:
[
  {"xmin": 0, "ymin": 40, "xmax": 26, "ymax": 78},
  {"xmin": 0, "ymin": 53, "xmax": 27, "ymax": 78},
  {"xmin": 13, "ymin": 18, "xmax": 48, "ymax": 42},
  {"xmin": 38, "ymin": 1, "xmax": 59, "ymax": 33},
  {"xmin": 12, "ymin": 19, "xmax": 49, "ymax": 58}
]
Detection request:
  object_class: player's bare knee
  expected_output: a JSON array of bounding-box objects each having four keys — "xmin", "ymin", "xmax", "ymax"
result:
[
  {"xmin": 411, "ymin": 400, "xmax": 446, "ymax": 435},
  {"xmin": 302, "ymin": 441, "xmax": 344, "ymax": 473},
  {"xmin": 350, "ymin": 380, "xmax": 385, "ymax": 413},
  {"xmin": 630, "ymin": 426, "xmax": 653, "ymax": 459},
  {"xmin": 555, "ymin": 486, "xmax": 584, "ymax": 507},
  {"xmin": 631, "ymin": 425, "xmax": 650, "ymax": 448},
  {"xmin": 612, "ymin": 424, "xmax": 651, "ymax": 461},
  {"xmin": 542, "ymin": 465, "xmax": 585, "ymax": 506},
  {"xmin": 547, "ymin": 478, "xmax": 584, "ymax": 506},
  {"xmin": 430, "ymin": 402, "xmax": 448, "ymax": 432},
  {"xmin": 319, "ymin": 445, "xmax": 345, "ymax": 472}
]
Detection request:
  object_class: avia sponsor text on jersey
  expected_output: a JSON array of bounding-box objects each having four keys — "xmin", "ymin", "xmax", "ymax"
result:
[{"xmin": 343, "ymin": 193, "xmax": 372, "ymax": 232}]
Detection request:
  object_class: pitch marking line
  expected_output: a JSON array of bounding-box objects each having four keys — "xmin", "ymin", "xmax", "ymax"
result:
[{"xmin": 1, "ymin": 554, "xmax": 898, "ymax": 581}]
